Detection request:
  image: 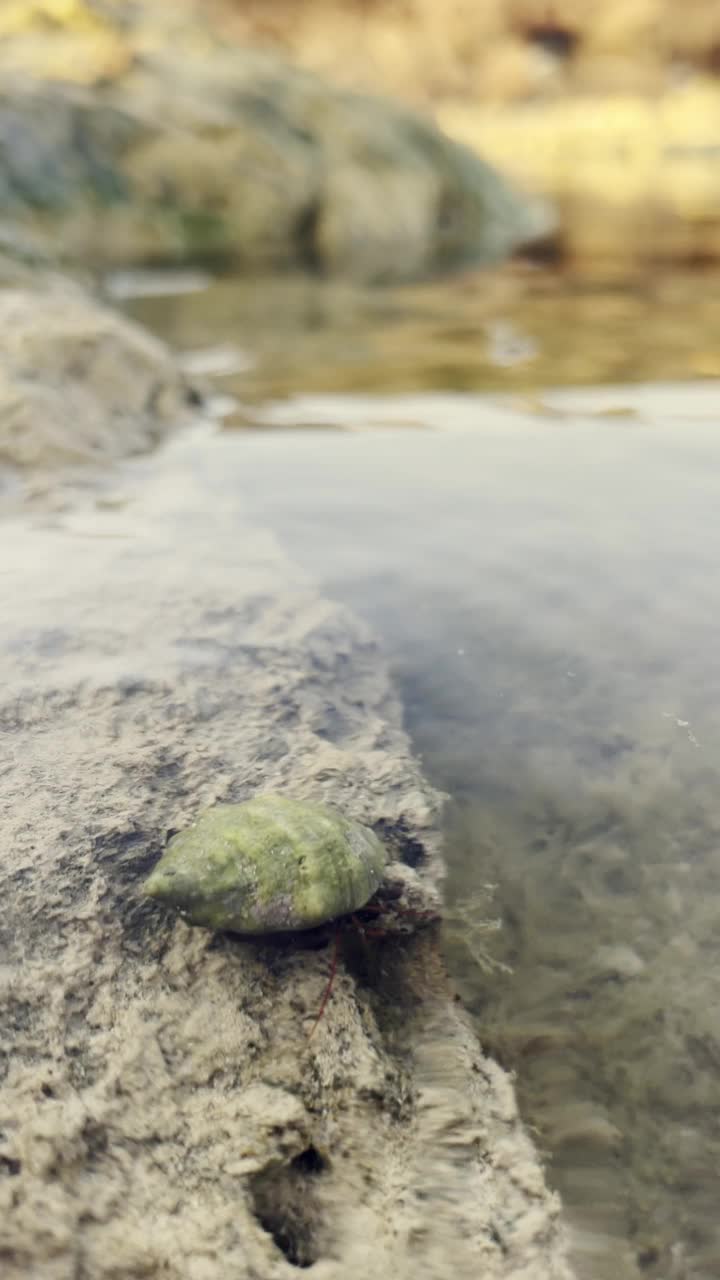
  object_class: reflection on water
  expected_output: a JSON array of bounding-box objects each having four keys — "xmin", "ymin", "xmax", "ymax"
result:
[
  {"xmin": 125, "ymin": 272, "xmax": 720, "ymax": 1280},
  {"xmin": 119, "ymin": 266, "xmax": 720, "ymax": 399}
]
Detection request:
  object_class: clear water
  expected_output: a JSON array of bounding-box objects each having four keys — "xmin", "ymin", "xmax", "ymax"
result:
[{"xmin": 124, "ymin": 269, "xmax": 720, "ymax": 1280}]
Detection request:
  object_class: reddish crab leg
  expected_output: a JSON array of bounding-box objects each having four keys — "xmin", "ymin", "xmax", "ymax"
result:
[
  {"xmin": 307, "ymin": 928, "xmax": 340, "ymax": 1039},
  {"xmin": 306, "ymin": 895, "xmax": 439, "ymax": 1037}
]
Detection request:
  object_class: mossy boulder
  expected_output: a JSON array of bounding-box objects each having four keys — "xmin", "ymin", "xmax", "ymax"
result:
[{"xmin": 0, "ymin": 47, "xmax": 552, "ymax": 279}]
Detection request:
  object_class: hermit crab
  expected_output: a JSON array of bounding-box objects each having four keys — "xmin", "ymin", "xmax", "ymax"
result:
[
  {"xmin": 143, "ymin": 793, "xmax": 438, "ymax": 1031},
  {"xmin": 143, "ymin": 793, "xmax": 388, "ymax": 933}
]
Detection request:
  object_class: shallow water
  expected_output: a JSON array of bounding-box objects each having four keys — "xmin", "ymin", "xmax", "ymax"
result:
[
  {"xmin": 117, "ymin": 265, "xmax": 720, "ymax": 398},
  {"xmin": 124, "ymin": 271, "xmax": 720, "ymax": 1280}
]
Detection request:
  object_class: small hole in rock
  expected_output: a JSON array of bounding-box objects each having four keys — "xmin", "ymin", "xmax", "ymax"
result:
[
  {"xmin": 291, "ymin": 1145, "xmax": 326, "ymax": 1176},
  {"xmin": 0, "ymin": 1156, "xmax": 21, "ymax": 1176},
  {"xmin": 250, "ymin": 1145, "xmax": 327, "ymax": 1268}
]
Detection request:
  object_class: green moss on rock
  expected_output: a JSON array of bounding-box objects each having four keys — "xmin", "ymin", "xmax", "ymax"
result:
[{"xmin": 144, "ymin": 793, "xmax": 387, "ymax": 933}]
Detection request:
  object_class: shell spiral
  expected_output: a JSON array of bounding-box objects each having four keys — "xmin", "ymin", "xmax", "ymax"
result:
[{"xmin": 143, "ymin": 793, "xmax": 387, "ymax": 934}]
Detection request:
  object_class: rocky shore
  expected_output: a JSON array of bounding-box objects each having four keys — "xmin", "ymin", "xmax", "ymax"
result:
[
  {"xmin": 0, "ymin": 8, "xmax": 572, "ymax": 1274},
  {"xmin": 0, "ymin": 404, "xmax": 574, "ymax": 1278}
]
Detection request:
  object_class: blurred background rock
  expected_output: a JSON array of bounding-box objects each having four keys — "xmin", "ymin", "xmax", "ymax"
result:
[
  {"xmin": 223, "ymin": 0, "xmax": 720, "ymax": 269},
  {"xmin": 2, "ymin": 0, "xmax": 719, "ymax": 274},
  {"xmin": 0, "ymin": 0, "xmax": 550, "ymax": 282}
]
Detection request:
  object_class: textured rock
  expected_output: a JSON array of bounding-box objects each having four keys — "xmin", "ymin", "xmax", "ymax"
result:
[
  {"xmin": 0, "ymin": 48, "xmax": 551, "ymax": 279},
  {"xmin": 0, "ymin": 433, "xmax": 575, "ymax": 1280},
  {"xmin": 0, "ymin": 287, "xmax": 196, "ymax": 469}
]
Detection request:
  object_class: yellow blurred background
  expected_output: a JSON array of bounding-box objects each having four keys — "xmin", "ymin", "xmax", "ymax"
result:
[{"xmin": 3, "ymin": 0, "xmax": 720, "ymax": 268}]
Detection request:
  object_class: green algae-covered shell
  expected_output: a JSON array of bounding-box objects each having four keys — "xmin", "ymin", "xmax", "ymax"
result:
[{"xmin": 143, "ymin": 794, "xmax": 387, "ymax": 934}]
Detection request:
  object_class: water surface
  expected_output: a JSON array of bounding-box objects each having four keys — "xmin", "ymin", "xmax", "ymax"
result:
[
  {"xmin": 119, "ymin": 266, "xmax": 720, "ymax": 398},
  {"xmin": 125, "ymin": 271, "xmax": 720, "ymax": 1280}
]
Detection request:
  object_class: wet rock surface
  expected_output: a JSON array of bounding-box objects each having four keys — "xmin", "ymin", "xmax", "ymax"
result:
[{"xmin": 0, "ymin": 434, "xmax": 574, "ymax": 1279}]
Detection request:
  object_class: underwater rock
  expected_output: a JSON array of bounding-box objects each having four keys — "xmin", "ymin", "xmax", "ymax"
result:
[
  {"xmin": 144, "ymin": 793, "xmax": 387, "ymax": 933},
  {"xmin": 591, "ymin": 943, "xmax": 646, "ymax": 981}
]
